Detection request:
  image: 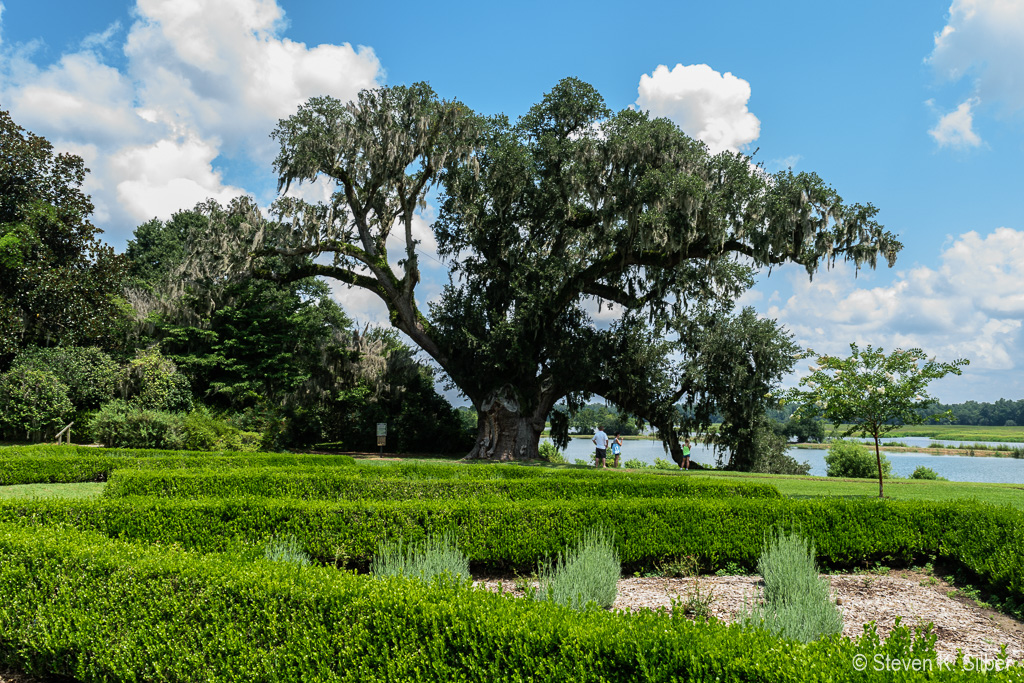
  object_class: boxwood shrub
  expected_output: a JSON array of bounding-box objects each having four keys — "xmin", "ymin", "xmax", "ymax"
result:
[
  {"xmin": 0, "ymin": 449, "xmax": 357, "ymax": 485},
  {"xmin": 0, "ymin": 522, "xmax": 1005, "ymax": 682},
  {"xmin": 102, "ymin": 468, "xmax": 781, "ymax": 501},
  {"xmin": 0, "ymin": 496, "xmax": 1020, "ymax": 608}
]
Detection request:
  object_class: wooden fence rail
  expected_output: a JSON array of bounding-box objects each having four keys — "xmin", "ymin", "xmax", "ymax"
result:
[{"xmin": 55, "ymin": 422, "xmax": 74, "ymax": 445}]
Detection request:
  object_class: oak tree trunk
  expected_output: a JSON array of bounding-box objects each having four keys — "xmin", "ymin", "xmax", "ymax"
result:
[
  {"xmin": 466, "ymin": 401, "xmax": 547, "ymax": 461},
  {"xmin": 659, "ymin": 424, "xmax": 684, "ymax": 467}
]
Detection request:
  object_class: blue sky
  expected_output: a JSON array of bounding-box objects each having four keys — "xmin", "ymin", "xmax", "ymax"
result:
[{"xmin": 1, "ymin": 0, "xmax": 1022, "ymax": 403}]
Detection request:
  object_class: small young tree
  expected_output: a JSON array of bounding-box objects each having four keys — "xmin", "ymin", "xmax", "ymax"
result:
[
  {"xmin": 0, "ymin": 367, "xmax": 74, "ymax": 441},
  {"xmin": 786, "ymin": 344, "xmax": 968, "ymax": 497}
]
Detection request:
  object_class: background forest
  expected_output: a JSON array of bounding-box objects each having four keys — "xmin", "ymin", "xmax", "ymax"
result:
[{"xmin": 0, "ymin": 109, "xmax": 472, "ymax": 453}]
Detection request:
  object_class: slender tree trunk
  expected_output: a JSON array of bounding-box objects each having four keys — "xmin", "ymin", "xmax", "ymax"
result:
[{"xmin": 874, "ymin": 430, "xmax": 884, "ymax": 498}]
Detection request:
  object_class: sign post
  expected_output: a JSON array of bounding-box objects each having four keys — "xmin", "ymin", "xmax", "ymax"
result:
[{"xmin": 376, "ymin": 423, "xmax": 387, "ymax": 457}]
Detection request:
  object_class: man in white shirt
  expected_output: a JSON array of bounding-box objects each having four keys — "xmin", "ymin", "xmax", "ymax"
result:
[{"xmin": 592, "ymin": 426, "xmax": 609, "ymax": 468}]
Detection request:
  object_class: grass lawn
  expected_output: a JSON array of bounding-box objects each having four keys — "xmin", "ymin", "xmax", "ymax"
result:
[
  {"xmin": 828, "ymin": 423, "xmax": 1024, "ymax": 443},
  {"xmin": 675, "ymin": 470, "xmax": 1024, "ymax": 508},
  {"xmin": 0, "ymin": 482, "xmax": 105, "ymax": 500}
]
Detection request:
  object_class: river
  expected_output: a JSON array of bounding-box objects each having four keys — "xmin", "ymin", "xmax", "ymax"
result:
[{"xmin": 544, "ymin": 437, "xmax": 1024, "ymax": 484}]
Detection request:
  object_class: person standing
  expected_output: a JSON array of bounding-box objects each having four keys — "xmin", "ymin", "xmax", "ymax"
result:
[
  {"xmin": 610, "ymin": 432, "xmax": 623, "ymax": 468},
  {"xmin": 592, "ymin": 425, "xmax": 609, "ymax": 468},
  {"xmin": 681, "ymin": 439, "xmax": 692, "ymax": 470}
]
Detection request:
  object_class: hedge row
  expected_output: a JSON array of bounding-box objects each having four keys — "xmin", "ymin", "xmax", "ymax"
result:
[
  {"xmin": 0, "ymin": 522, "xmax": 1003, "ymax": 682},
  {"xmin": 0, "ymin": 444, "xmax": 251, "ymax": 458},
  {"xmin": 0, "ymin": 452, "xmax": 358, "ymax": 485},
  {"xmin": 0, "ymin": 446, "xmax": 778, "ymax": 496},
  {"xmin": 102, "ymin": 468, "xmax": 781, "ymax": 501},
  {"xmin": 2, "ymin": 496, "xmax": 1021, "ymax": 602}
]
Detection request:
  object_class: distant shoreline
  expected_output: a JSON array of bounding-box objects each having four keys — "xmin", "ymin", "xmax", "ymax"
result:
[
  {"xmin": 793, "ymin": 442, "xmax": 1022, "ymax": 458},
  {"xmin": 546, "ymin": 431, "xmax": 1024, "ymax": 458},
  {"xmin": 827, "ymin": 425, "xmax": 1024, "ymax": 444}
]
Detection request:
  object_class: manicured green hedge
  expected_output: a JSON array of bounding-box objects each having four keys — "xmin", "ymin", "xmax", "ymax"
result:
[
  {"xmin": 102, "ymin": 467, "xmax": 781, "ymax": 501},
  {"xmin": 0, "ymin": 454, "xmax": 120, "ymax": 484},
  {"xmin": 0, "ymin": 444, "xmax": 257, "ymax": 459},
  {"xmin": 0, "ymin": 450, "xmax": 357, "ymax": 485},
  {"xmin": 2, "ymin": 496, "xmax": 1021, "ymax": 605},
  {"xmin": 0, "ymin": 522, "xmax": 1002, "ymax": 682},
  {"xmin": 2, "ymin": 444, "xmax": 774, "ymax": 493}
]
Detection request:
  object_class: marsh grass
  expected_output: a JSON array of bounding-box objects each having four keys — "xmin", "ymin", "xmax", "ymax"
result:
[
  {"xmin": 831, "ymin": 424, "xmax": 1024, "ymax": 443},
  {"xmin": 371, "ymin": 533, "xmax": 470, "ymax": 582},
  {"xmin": 740, "ymin": 529, "xmax": 842, "ymax": 643},
  {"xmin": 961, "ymin": 442, "xmax": 1024, "ymax": 457},
  {"xmin": 922, "ymin": 441, "xmax": 1024, "ymax": 457},
  {"xmin": 538, "ymin": 527, "xmax": 620, "ymax": 610}
]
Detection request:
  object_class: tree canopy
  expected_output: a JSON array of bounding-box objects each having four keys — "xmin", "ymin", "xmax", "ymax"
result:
[
  {"xmin": 194, "ymin": 78, "xmax": 902, "ymax": 463},
  {"xmin": 126, "ymin": 209, "xmax": 471, "ymax": 451},
  {"xmin": 0, "ymin": 110, "xmax": 128, "ymax": 366}
]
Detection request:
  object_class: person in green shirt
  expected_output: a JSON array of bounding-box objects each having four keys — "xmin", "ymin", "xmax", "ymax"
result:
[{"xmin": 681, "ymin": 439, "xmax": 692, "ymax": 470}]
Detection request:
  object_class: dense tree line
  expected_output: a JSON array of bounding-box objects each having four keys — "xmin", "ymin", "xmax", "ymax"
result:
[
  {"xmin": 552, "ymin": 403, "xmax": 642, "ymax": 436},
  {"xmin": 925, "ymin": 399, "xmax": 1024, "ymax": 427},
  {"xmin": 0, "ymin": 109, "xmax": 472, "ymax": 452},
  {"xmin": 772, "ymin": 395, "xmax": 1024, "ymax": 430},
  {"xmin": 0, "ymin": 110, "xmax": 130, "ymax": 365},
  {"xmin": 124, "ymin": 209, "xmax": 474, "ymax": 452}
]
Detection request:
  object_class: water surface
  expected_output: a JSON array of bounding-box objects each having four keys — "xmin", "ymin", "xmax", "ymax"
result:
[{"xmin": 546, "ymin": 437, "xmax": 1024, "ymax": 484}]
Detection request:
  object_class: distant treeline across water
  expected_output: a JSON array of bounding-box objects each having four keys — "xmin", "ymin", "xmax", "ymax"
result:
[{"xmin": 769, "ymin": 398, "xmax": 1024, "ymax": 428}]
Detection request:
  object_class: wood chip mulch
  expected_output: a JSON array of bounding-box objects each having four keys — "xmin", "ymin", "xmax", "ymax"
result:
[{"xmin": 474, "ymin": 569, "xmax": 1024, "ymax": 663}]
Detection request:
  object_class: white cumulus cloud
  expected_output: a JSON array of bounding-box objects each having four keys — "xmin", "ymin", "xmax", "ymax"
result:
[
  {"xmin": 636, "ymin": 63, "xmax": 760, "ymax": 154},
  {"xmin": 764, "ymin": 227, "xmax": 1024, "ymax": 399},
  {"xmin": 929, "ymin": 0, "xmax": 1024, "ymax": 112},
  {"xmin": 111, "ymin": 135, "xmax": 245, "ymax": 221},
  {"xmin": 0, "ymin": 0, "xmax": 383, "ymax": 244},
  {"xmin": 926, "ymin": 1, "xmax": 1024, "ymax": 147},
  {"xmin": 929, "ymin": 98, "xmax": 983, "ymax": 148}
]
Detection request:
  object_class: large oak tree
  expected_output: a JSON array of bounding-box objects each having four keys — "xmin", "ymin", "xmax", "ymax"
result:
[{"xmin": 198, "ymin": 79, "xmax": 900, "ymax": 461}]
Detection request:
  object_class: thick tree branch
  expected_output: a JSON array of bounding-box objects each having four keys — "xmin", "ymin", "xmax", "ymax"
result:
[
  {"xmin": 258, "ymin": 240, "xmax": 375, "ymax": 269},
  {"xmin": 581, "ymin": 282, "xmax": 644, "ymax": 310},
  {"xmin": 553, "ymin": 230, "xmax": 866, "ymax": 315},
  {"xmin": 252, "ymin": 262, "xmax": 386, "ymax": 299}
]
